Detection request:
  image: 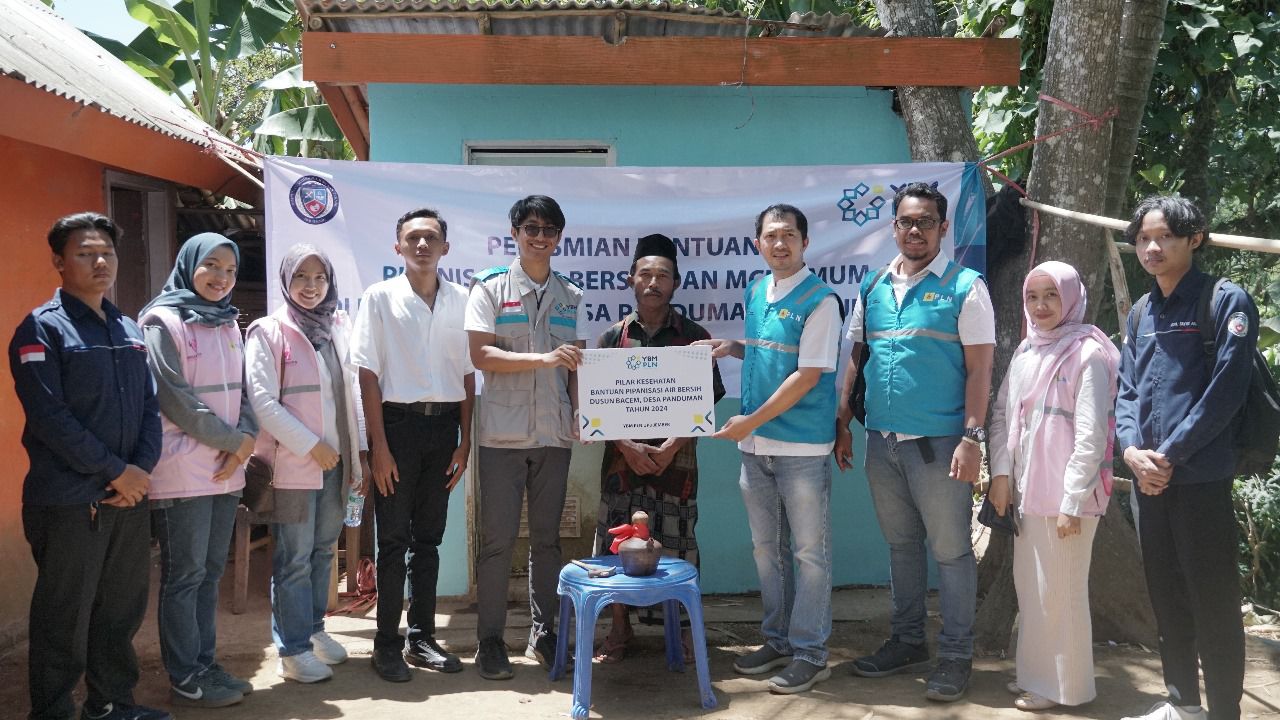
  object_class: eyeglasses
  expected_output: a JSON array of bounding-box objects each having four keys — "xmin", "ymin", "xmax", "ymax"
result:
[
  {"xmin": 893, "ymin": 217, "xmax": 939, "ymax": 231},
  {"xmin": 518, "ymin": 224, "xmax": 562, "ymax": 238}
]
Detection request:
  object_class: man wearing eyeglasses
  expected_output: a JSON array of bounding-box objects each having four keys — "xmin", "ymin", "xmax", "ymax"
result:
[
  {"xmin": 833, "ymin": 182, "xmax": 995, "ymax": 702},
  {"xmin": 465, "ymin": 195, "xmax": 588, "ymax": 680}
]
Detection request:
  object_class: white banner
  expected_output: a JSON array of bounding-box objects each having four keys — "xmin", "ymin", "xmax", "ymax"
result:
[{"xmin": 263, "ymin": 158, "xmax": 986, "ymax": 393}]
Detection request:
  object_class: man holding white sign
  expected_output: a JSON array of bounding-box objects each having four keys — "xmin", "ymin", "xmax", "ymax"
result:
[
  {"xmin": 589, "ymin": 234, "xmax": 725, "ymax": 663},
  {"xmin": 465, "ymin": 195, "xmax": 587, "ymax": 681},
  {"xmin": 698, "ymin": 204, "xmax": 841, "ymax": 695}
]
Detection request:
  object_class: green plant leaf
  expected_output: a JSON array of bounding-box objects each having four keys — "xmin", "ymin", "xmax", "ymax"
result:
[
  {"xmin": 254, "ymin": 105, "xmax": 344, "ymax": 141},
  {"xmin": 1233, "ymin": 33, "xmax": 1263, "ymax": 57},
  {"xmin": 125, "ymin": 0, "xmax": 199, "ymax": 56},
  {"xmin": 1182, "ymin": 12, "xmax": 1220, "ymax": 40}
]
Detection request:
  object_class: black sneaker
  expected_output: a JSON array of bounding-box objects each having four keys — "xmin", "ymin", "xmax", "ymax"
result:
[
  {"xmin": 170, "ymin": 670, "xmax": 244, "ymax": 708},
  {"xmin": 768, "ymin": 659, "xmax": 832, "ymax": 694},
  {"xmin": 80, "ymin": 703, "xmax": 173, "ymax": 720},
  {"xmin": 524, "ymin": 632, "xmax": 571, "ymax": 670},
  {"xmin": 370, "ymin": 646, "xmax": 412, "ymax": 683},
  {"xmin": 405, "ymin": 637, "xmax": 463, "ymax": 673},
  {"xmin": 924, "ymin": 657, "xmax": 972, "ymax": 702},
  {"xmin": 733, "ymin": 644, "xmax": 793, "ymax": 675},
  {"xmin": 851, "ymin": 638, "xmax": 931, "ymax": 678},
  {"xmin": 206, "ymin": 662, "xmax": 254, "ymax": 694},
  {"xmin": 476, "ymin": 636, "xmax": 514, "ymax": 680}
]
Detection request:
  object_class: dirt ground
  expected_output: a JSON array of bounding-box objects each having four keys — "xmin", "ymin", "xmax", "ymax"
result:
[{"xmin": 2, "ymin": 555, "xmax": 1278, "ymax": 720}]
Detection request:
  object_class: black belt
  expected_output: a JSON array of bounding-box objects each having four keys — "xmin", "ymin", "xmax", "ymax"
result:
[{"xmin": 384, "ymin": 400, "xmax": 460, "ymax": 416}]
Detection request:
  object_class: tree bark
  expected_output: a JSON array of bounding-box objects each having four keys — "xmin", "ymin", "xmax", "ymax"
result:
[
  {"xmin": 874, "ymin": 0, "xmax": 984, "ymax": 165},
  {"xmin": 978, "ymin": 0, "xmax": 1160, "ymax": 655},
  {"xmin": 1103, "ymin": 0, "xmax": 1169, "ymax": 220}
]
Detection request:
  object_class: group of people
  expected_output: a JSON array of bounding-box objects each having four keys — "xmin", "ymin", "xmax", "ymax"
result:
[{"xmin": 11, "ymin": 186, "xmax": 1254, "ymax": 720}]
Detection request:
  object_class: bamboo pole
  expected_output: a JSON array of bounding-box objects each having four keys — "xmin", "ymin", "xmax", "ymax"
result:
[{"xmin": 1020, "ymin": 197, "xmax": 1280, "ymax": 254}]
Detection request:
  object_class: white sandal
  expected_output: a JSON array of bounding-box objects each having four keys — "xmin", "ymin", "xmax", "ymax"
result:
[{"xmin": 1015, "ymin": 692, "xmax": 1058, "ymax": 711}]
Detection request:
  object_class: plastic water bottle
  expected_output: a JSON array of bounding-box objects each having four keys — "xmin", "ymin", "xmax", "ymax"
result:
[{"xmin": 344, "ymin": 486, "xmax": 364, "ymax": 527}]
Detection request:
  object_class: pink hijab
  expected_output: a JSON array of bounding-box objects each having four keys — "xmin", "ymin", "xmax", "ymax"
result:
[{"xmin": 1007, "ymin": 261, "xmax": 1121, "ymax": 497}]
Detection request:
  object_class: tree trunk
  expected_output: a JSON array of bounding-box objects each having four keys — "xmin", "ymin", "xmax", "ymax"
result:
[
  {"xmin": 1100, "ymin": 0, "xmax": 1169, "ymax": 327},
  {"xmin": 874, "ymin": 0, "xmax": 984, "ymax": 165},
  {"xmin": 978, "ymin": 0, "xmax": 1145, "ymax": 654},
  {"xmin": 1103, "ymin": 0, "xmax": 1169, "ymax": 220}
]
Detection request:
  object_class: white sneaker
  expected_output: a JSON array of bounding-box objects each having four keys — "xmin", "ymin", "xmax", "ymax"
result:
[
  {"xmin": 279, "ymin": 651, "xmax": 334, "ymax": 683},
  {"xmin": 1121, "ymin": 701, "xmax": 1207, "ymax": 720},
  {"xmin": 310, "ymin": 631, "xmax": 348, "ymax": 665}
]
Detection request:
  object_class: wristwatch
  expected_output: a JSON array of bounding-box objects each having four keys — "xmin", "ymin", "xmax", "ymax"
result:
[{"xmin": 963, "ymin": 426, "xmax": 987, "ymax": 444}]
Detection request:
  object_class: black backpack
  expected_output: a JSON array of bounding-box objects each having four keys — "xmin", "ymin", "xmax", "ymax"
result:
[
  {"xmin": 1128, "ymin": 277, "xmax": 1280, "ymax": 477},
  {"xmin": 849, "ymin": 267, "xmax": 889, "ymax": 426}
]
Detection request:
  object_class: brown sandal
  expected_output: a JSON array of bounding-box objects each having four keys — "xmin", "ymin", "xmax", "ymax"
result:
[{"xmin": 595, "ymin": 628, "xmax": 633, "ymax": 664}]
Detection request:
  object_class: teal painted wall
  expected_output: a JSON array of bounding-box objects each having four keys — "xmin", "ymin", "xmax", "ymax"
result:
[
  {"xmin": 368, "ymin": 84, "xmax": 910, "ymax": 167},
  {"xmin": 369, "ymin": 83, "xmax": 907, "ymax": 595}
]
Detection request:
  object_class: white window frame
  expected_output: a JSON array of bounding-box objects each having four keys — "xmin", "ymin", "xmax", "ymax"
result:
[{"xmin": 463, "ymin": 140, "xmax": 616, "ymax": 167}]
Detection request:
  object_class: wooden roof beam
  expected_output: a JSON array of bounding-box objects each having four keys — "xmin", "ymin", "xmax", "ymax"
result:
[
  {"xmin": 318, "ymin": 83, "xmax": 369, "ymax": 160},
  {"xmin": 302, "ymin": 33, "xmax": 1020, "ymax": 87}
]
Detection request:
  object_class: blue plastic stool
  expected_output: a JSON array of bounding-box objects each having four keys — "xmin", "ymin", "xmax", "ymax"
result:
[{"xmin": 550, "ymin": 555, "xmax": 717, "ymax": 718}]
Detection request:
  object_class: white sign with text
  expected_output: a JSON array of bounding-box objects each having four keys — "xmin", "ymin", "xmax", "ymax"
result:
[{"xmin": 576, "ymin": 346, "xmax": 716, "ymax": 440}]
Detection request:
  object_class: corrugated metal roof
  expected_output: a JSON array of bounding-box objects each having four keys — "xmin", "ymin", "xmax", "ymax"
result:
[
  {"xmin": 299, "ymin": 0, "xmax": 881, "ymax": 39},
  {"xmin": 0, "ymin": 0, "xmax": 251, "ymax": 161}
]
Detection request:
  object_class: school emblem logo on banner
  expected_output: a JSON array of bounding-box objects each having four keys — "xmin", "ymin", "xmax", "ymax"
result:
[{"xmin": 290, "ymin": 175, "xmax": 340, "ymax": 225}]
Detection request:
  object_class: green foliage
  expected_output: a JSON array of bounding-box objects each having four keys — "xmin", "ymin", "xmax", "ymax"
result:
[
  {"xmin": 86, "ymin": 0, "xmax": 348, "ymax": 158},
  {"xmin": 1235, "ymin": 472, "xmax": 1280, "ymax": 611},
  {"xmin": 1137, "ymin": 1, "xmax": 1280, "ymax": 235},
  {"xmin": 957, "ymin": 0, "xmax": 1051, "ymax": 181}
]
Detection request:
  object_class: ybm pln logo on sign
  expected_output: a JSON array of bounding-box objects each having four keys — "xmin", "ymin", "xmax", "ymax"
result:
[{"xmin": 289, "ymin": 175, "xmax": 340, "ymax": 225}]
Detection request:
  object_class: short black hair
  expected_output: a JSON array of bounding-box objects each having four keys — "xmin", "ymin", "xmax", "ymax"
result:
[
  {"xmin": 509, "ymin": 195, "xmax": 566, "ymax": 230},
  {"xmin": 395, "ymin": 208, "xmax": 447, "ymax": 242},
  {"xmin": 1124, "ymin": 195, "xmax": 1208, "ymax": 251},
  {"xmin": 48, "ymin": 212, "xmax": 119, "ymax": 255},
  {"xmin": 755, "ymin": 204, "xmax": 808, "ymax": 239},
  {"xmin": 892, "ymin": 182, "xmax": 948, "ymax": 222}
]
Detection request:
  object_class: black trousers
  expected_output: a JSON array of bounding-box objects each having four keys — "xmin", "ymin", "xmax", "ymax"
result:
[
  {"xmin": 23, "ymin": 502, "xmax": 151, "ymax": 720},
  {"xmin": 1136, "ymin": 479, "xmax": 1245, "ymax": 720},
  {"xmin": 372, "ymin": 406, "xmax": 459, "ymax": 650}
]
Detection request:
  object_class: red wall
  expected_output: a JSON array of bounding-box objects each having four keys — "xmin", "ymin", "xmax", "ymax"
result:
[{"xmin": 0, "ymin": 135, "xmax": 108, "ymax": 640}]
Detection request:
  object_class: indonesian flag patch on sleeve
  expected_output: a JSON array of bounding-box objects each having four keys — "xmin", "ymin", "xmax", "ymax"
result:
[{"xmin": 18, "ymin": 344, "xmax": 46, "ymax": 363}]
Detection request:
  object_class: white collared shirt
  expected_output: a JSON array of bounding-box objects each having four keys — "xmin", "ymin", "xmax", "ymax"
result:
[
  {"xmin": 349, "ymin": 274, "xmax": 474, "ymax": 403},
  {"xmin": 739, "ymin": 267, "xmax": 842, "ymax": 457}
]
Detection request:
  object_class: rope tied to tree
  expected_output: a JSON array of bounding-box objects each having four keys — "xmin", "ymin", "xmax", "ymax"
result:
[{"xmin": 977, "ymin": 93, "xmax": 1119, "ymax": 270}]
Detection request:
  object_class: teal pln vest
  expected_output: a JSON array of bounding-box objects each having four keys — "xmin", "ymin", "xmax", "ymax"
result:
[
  {"xmin": 741, "ymin": 272, "xmax": 838, "ymax": 443},
  {"xmin": 862, "ymin": 260, "xmax": 980, "ymax": 437}
]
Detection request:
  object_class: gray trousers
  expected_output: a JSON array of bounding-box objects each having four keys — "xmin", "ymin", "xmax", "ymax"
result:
[{"xmin": 475, "ymin": 445, "xmax": 572, "ymax": 642}]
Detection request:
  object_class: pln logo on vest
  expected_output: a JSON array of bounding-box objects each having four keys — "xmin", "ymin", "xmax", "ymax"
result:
[
  {"xmin": 289, "ymin": 175, "xmax": 340, "ymax": 225},
  {"xmin": 921, "ymin": 292, "xmax": 954, "ymax": 303},
  {"xmin": 777, "ymin": 308, "xmax": 806, "ymax": 325}
]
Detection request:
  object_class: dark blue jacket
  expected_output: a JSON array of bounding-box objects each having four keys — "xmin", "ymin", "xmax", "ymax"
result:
[
  {"xmin": 1116, "ymin": 267, "xmax": 1258, "ymax": 484},
  {"xmin": 9, "ymin": 289, "xmax": 162, "ymax": 505}
]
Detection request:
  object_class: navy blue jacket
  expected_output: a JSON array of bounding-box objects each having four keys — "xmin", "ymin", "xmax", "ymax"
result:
[
  {"xmin": 9, "ymin": 289, "xmax": 162, "ymax": 505},
  {"xmin": 1116, "ymin": 267, "xmax": 1258, "ymax": 484}
]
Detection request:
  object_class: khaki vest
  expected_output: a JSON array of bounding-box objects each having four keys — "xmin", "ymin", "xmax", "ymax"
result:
[{"xmin": 470, "ymin": 260, "xmax": 582, "ymax": 448}]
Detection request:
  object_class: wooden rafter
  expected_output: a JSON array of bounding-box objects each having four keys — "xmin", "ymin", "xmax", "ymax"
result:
[{"xmin": 303, "ymin": 33, "xmax": 1020, "ymax": 87}]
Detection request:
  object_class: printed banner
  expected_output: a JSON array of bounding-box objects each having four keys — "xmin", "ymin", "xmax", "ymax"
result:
[
  {"xmin": 577, "ymin": 346, "xmax": 716, "ymax": 440},
  {"xmin": 264, "ymin": 158, "xmax": 987, "ymax": 394}
]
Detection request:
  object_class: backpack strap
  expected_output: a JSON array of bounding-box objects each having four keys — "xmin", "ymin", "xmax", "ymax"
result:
[
  {"xmin": 1127, "ymin": 292, "xmax": 1150, "ymax": 345},
  {"xmin": 859, "ymin": 266, "xmax": 890, "ymax": 343},
  {"xmin": 1195, "ymin": 277, "xmax": 1229, "ymax": 357}
]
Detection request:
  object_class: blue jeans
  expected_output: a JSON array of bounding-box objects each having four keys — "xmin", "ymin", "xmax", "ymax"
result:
[
  {"xmin": 271, "ymin": 463, "xmax": 345, "ymax": 656},
  {"xmin": 154, "ymin": 493, "xmax": 239, "ymax": 683},
  {"xmin": 864, "ymin": 432, "xmax": 975, "ymax": 659},
  {"xmin": 739, "ymin": 452, "xmax": 832, "ymax": 666}
]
